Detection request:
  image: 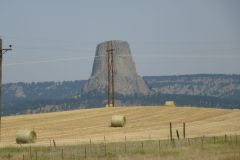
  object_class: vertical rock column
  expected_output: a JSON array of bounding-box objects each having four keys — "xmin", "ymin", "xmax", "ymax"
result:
[{"xmin": 83, "ymin": 40, "xmax": 151, "ymax": 96}]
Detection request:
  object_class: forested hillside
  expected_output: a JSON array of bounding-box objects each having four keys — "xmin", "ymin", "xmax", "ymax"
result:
[
  {"xmin": 3, "ymin": 74, "xmax": 240, "ymax": 115},
  {"xmin": 143, "ymin": 74, "xmax": 240, "ymax": 100}
]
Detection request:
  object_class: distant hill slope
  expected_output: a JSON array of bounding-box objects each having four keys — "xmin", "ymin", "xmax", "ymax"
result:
[
  {"xmin": 4, "ymin": 80, "xmax": 86, "ymax": 100},
  {"xmin": 3, "ymin": 74, "xmax": 240, "ymax": 115},
  {"xmin": 143, "ymin": 74, "xmax": 240, "ymax": 100},
  {"xmin": 1, "ymin": 106, "xmax": 240, "ymax": 146}
]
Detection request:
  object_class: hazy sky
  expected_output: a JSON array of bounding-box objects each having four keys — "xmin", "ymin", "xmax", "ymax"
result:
[{"xmin": 1, "ymin": 0, "xmax": 240, "ymax": 83}]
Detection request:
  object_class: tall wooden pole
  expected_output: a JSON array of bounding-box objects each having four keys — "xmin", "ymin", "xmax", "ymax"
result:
[
  {"xmin": 0, "ymin": 37, "xmax": 12, "ymax": 142},
  {"xmin": 106, "ymin": 41, "xmax": 115, "ymax": 107},
  {"xmin": 0, "ymin": 38, "xmax": 2, "ymax": 142},
  {"xmin": 107, "ymin": 42, "xmax": 110, "ymax": 107},
  {"xmin": 111, "ymin": 41, "xmax": 115, "ymax": 107}
]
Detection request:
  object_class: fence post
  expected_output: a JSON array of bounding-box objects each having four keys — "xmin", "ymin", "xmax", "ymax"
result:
[
  {"xmin": 53, "ymin": 139, "xmax": 56, "ymax": 148},
  {"xmin": 124, "ymin": 136, "xmax": 127, "ymax": 154},
  {"xmin": 22, "ymin": 154, "xmax": 25, "ymax": 160},
  {"xmin": 235, "ymin": 135, "xmax": 238, "ymax": 145},
  {"xmin": 104, "ymin": 136, "xmax": 107, "ymax": 156},
  {"xmin": 61, "ymin": 148, "xmax": 64, "ymax": 160},
  {"xmin": 170, "ymin": 122, "xmax": 173, "ymax": 142},
  {"xmin": 176, "ymin": 130, "xmax": 180, "ymax": 140},
  {"xmin": 35, "ymin": 151, "xmax": 37, "ymax": 160},
  {"xmin": 104, "ymin": 143, "xmax": 107, "ymax": 157},
  {"xmin": 29, "ymin": 145, "xmax": 32, "ymax": 160},
  {"xmin": 183, "ymin": 122, "xmax": 186, "ymax": 139},
  {"xmin": 158, "ymin": 140, "xmax": 161, "ymax": 153},
  {"xmin": 49, "ymin": 138, "xmax": 52, "ymax": 148},
  {"xmin": 89, "ymin": 138, "xmax": 92, "ymax": 154},
  {"xmin": 201, "ymin": 136, "xmax": 204, "ymax": 148},
  {"xmin": 7, "ymin": 153, "xmax": 10, "ymax": 160},
  {"xmin": 141, "ymin": 141, "xmax": 144, "ymax": 153},
  {"xmin": 84, "ymin": 147, "xmax": 87, "ymax": 160},
  {"xmin": 172, "ymin": 139, "xmax": 176, "ymax": 148},
  {"xmin": 213, "ymin": 136, "xmax": 216, "ymax": 144},
  {"xmin": 225, "ymin": 134, "xmax": 227, "ymax": 143}
]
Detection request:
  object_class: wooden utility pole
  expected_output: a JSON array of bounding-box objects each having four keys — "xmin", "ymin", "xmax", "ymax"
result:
[
  {"xmin": 107, "ymin": 44, "xmax": 110, "ymax": 106},
  {"xmin": 0, "ymin": 37, "xmax": 12, "ymax": 142},
  {"xmin": 106, "ymin": 41, "xmax": 115, "ymax": 107},
  {"xmin": 111, "ymin": 42, "xmax": 115, "ymax": 107}
]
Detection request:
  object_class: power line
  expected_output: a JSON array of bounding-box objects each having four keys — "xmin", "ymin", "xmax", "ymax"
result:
[
  {"xmin": 3, "ymin": 56, "xmax": 103, "ymax": 66},
  {"xmin": 8, "ymin": 45, "xmax": 240, "ymax": 51},
  {"xmin": 3, "ymin": 53, "xmax": 240, "ymax": 67}
]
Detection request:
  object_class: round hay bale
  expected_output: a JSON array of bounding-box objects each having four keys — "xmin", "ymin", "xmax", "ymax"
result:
[
  {"xmin": 164, "ymin": 101, "xmax": 176, "ymax": 107},
  {"xmin": 105, "ymin": 103, "xmax": 113, "ymax": 108},
  {"xmin": 111, "ymin": 115, "xmax": 126, "ymax": 127},
  {"xmin": 16, "ymin": 129, "xmax": 37, "ymax": 144}
]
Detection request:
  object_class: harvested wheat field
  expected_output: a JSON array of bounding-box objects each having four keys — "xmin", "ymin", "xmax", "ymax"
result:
[{"xmin": 1, "ymin": 106, "xmax": 240, "ymax": 147}]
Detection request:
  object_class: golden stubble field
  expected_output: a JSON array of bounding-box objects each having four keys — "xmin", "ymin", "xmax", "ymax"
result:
[{"xmin": 1, "ymin": 106, "xmax": 240, "ymax": 147}]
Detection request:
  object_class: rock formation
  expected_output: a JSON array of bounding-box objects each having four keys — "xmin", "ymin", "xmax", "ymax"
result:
[{"xmin": 83, "ymin": 40, "xmax": 151, "ymax": 95}]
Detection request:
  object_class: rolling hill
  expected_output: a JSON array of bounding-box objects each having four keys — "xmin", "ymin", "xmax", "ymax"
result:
[
  {"xmin": 1, "ymin": 106, "xmax": 240, "ymax": 147},
  {"xmin": 3, "ymin": 74, "xmax": 240, "ymax": 115}
]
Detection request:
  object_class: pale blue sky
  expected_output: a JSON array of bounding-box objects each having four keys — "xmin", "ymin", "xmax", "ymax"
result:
[{"xmin": 1, "ymin": 0, "xmax": 240, "ymax": 83}]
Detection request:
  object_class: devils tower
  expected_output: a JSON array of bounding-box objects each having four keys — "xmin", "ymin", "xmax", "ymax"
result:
[{"xmin": 83, "ymin": 40, "xmax": 151, "ymax": 96}]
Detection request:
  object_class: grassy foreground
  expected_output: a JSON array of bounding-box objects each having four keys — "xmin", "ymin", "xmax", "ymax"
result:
[
  {"xmin": 1, "ymin": 107, "xmax": 240, "ymax": 159},
  {"xmin": 0, "ymin": 135, "xmax": 240, "ymax": 160}
]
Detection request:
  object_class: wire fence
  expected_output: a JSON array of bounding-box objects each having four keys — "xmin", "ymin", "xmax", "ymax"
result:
[{"xmin": 0, "ymin": 134, "xmax": 239, "ymax": 160}]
